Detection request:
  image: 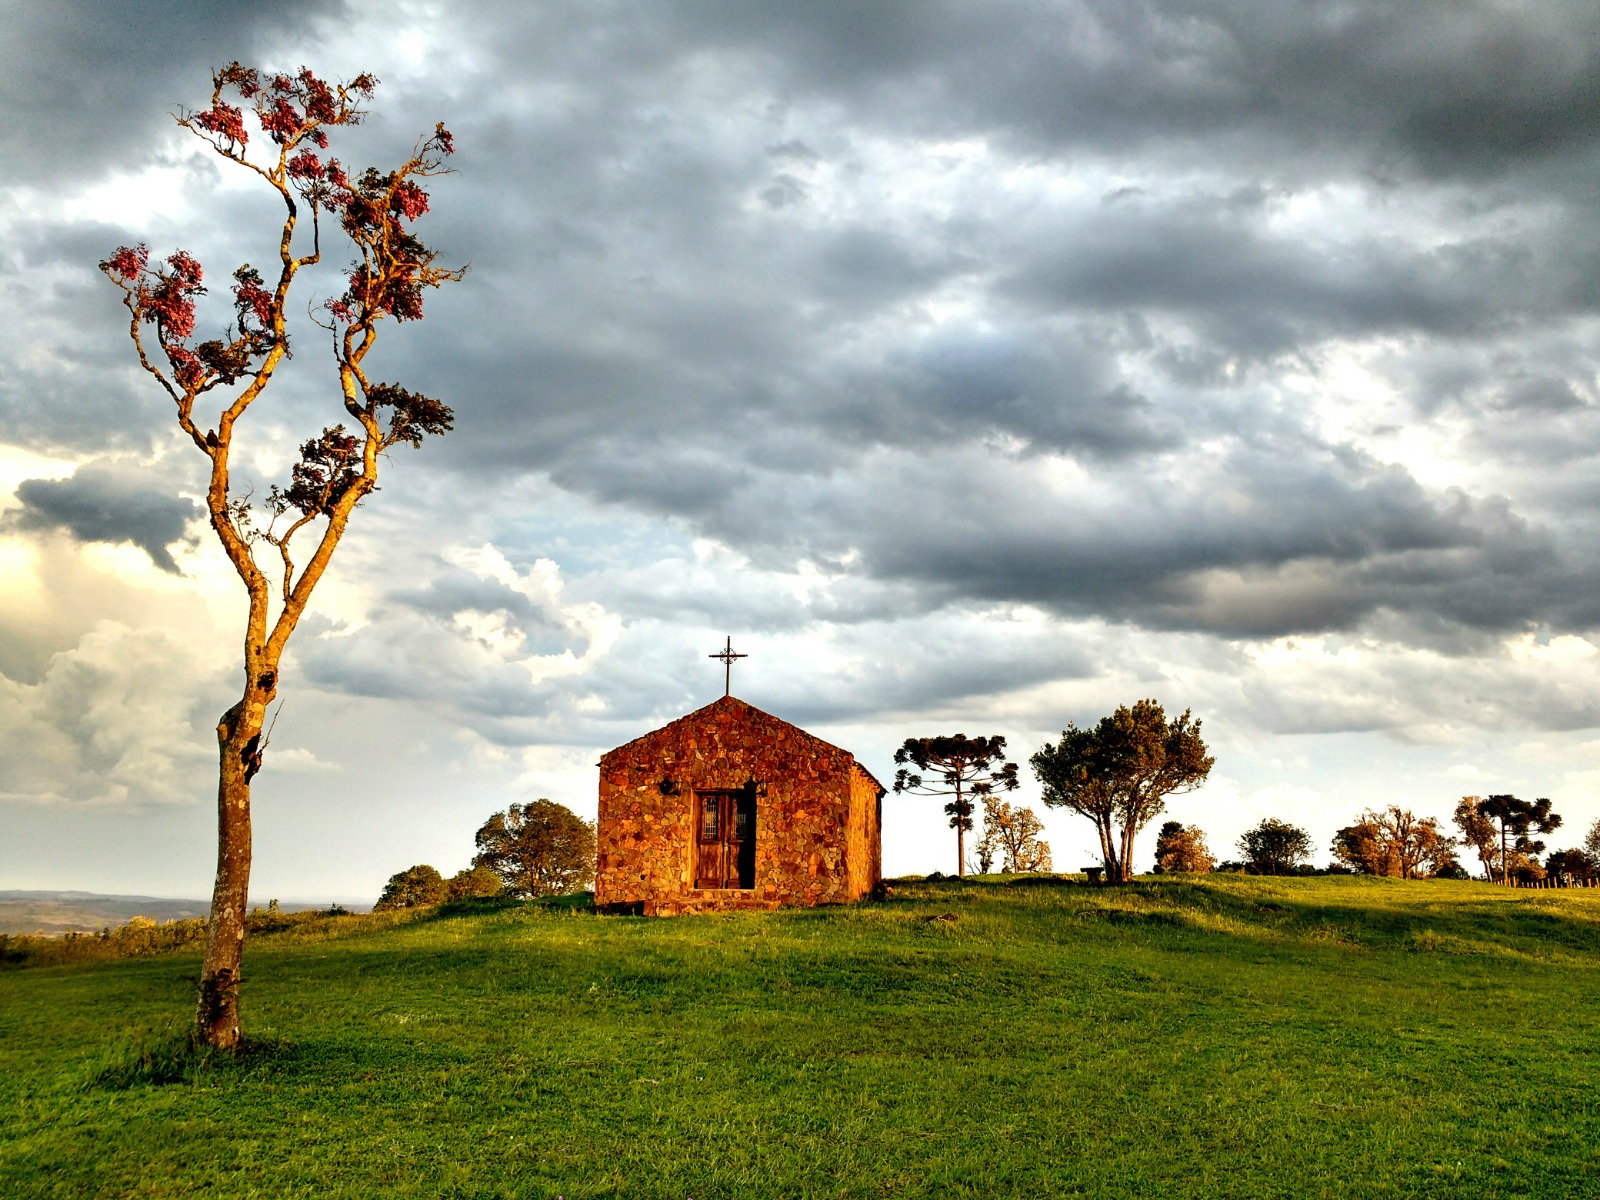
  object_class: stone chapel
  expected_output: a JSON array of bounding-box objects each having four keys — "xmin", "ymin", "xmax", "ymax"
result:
[{"xmin": 594, "ymin": 694, "xmax": 885, "ymax": 916}]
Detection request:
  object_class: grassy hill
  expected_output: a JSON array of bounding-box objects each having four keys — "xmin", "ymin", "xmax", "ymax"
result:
[{"xmin": 1, "ymin": 874, "xmax": 1596, "ymax": 1198}]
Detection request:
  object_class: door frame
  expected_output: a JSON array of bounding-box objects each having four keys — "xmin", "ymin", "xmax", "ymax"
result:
[{"xmin": 694, "ymin": 788, "xmax": 756, "ymax": 889}]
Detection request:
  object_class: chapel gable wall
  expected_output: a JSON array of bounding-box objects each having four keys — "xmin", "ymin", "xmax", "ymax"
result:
[{"xmin": 595, "ymin": 698, "xmax": 865, "ymax": 915}]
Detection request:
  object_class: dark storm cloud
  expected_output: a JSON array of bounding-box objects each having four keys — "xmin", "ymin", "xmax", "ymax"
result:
[
  {"xmin": 10, "ymin": 0, "xmax": 1600, "ymax": 663},
  {"xmin": 767, "ymin": 629, "xmax": 1098, "ymax": 728},
  {"xmin": 1496, "ymin": 376, "xmax": 1588, "ymax": 415},
  {"xmin": 827, "ymin": 329, "xmax": 1180, "ymax": 459},
  {"xmin": 656, "ymin": 0, "xmax": 1600, "ymax": 180},
  {"xmin": 368, "ymin": 0, "xmax": 1600, "ymax": 486},
  {"xmin": 6, "ymin": 462, "xmax": 201, "ymax": 573},
  {"xmin": 1000, "ymin": 195, "xmax": 1540, "ymax": 355},
  {"xmin": 675, "ymin": 445, "xmax": 1569, "ymax": 641},
  {"xmin": 2, "ymin": 0, "xmax": 352, "ymax": 187},
  {"xmin": 0, "ymin": 219, "xmax": 185, "ymax": 456}
]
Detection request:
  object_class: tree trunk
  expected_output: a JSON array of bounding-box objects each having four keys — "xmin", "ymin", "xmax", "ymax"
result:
[
  {"xmin": 195, "ymin": 699, "xmax": 262, "ymax": 1050},
  {"xmin": 955, "ymin": 780, "xmax": 965, "ymax": 878},
  {"xmin": 1100, "ymin": 818, "xmax": 1124, "ymax": 883}
]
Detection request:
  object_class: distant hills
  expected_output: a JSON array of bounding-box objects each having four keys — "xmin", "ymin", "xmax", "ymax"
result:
[{"xmin": 0, "ymin": 891, "xmax": 366, "ymax": 936}]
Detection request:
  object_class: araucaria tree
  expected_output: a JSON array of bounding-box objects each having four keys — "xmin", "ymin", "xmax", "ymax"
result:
[
  {"xmin": 1477, "ymin": 794, "xmax": 1561, "ymax": 885},
  {"xmin": 473, "ymin": 801, "xmax": 597, "ymax": 898},
  {"xmin": 1031, "ymin": 700, "xmax": 1213, "ymax": 884},
  {"xmin": 893, "ymin": 736, "xmax": 1019, "ymax": 878},
  {"xmin": 99, "ymin": 64, "xmax": 463, "ymax": 1049}
]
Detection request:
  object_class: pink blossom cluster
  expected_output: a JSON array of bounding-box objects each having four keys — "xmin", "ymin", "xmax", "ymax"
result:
[
  {"xmin": 99, "ymin": 245, "xmax": 218, "ymax": 388},
  {"xmin": 167, "ymin": 345, "xmax": 205, "ymax": 389},
  {"xmin": 217, "ymin": 62, "xmax": 262, "ymax": 99},
  {"xmin": 195, "ymin": 103, "xmax": 249, "ymax": 147},
  {"xmin": 103, "ymin": 243, "xmax": 149, "ymax": 282},
  {"xmin": 389, "ymin": 180, "xmax": 429, "ymax": 221},
  {"xmin": 142, "ymin": 251, "xmax": 205, "ymax": 341},
  {"xmin": 299, "ymin": 70, "xmax": 338, "ymax": 123},
  {"xmin": 259, "ymin": 98, "xmax": 303, "ymax": 145},
  {"xmin": 342, "ymin": 267, "xmax": 425, "ymax": 323},
  {"xmin": 232, "ymin": 266, "xmax": 273, "ymax": 331},
  {"xmin": 206, "ymin": 63, "xmax": 375, "ymax": 155}
]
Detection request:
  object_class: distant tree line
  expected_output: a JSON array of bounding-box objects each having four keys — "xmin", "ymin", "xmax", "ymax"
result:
[
  {"xmin": 375, "ymin": 799, "xmax": 596, "ymax": 911},
  {"xmin": 1141, "ymin": 800, "xmax": 1599, "ymax": 884},
  {"xmin": 896, "ymin": 695, "xmax": 1600, "ymax": 887}
]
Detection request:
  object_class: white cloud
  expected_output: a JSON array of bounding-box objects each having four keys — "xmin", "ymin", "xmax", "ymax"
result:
[
  {"xmin": 0, "ymin": 621, "xmax": 223, "ymax": 807},
  {"xmin": 444, "ymin": 543, "xmax": 622, "ymax": 685},
  {"xmin": 269, "ymin": 747, "xmax": 343, "ymax": 774}
]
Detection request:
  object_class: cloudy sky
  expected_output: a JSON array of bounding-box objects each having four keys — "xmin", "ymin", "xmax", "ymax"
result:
[{"xmin": 5, "ymin": 0, "xmax": 1600, "ymax": 903}]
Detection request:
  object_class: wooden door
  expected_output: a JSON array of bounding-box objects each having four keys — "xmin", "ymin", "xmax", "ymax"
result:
[{"xmin": 695, "ymin": 789, "xmax": 755, "ymax": 889}]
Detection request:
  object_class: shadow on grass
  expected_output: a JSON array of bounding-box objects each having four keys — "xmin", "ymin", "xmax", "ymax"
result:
[
  {"xmin": 886, "ymin": 873, "xmax": 1600, "ymax": 959},
  {"xmin": 82, "ymin": 1023, "xmax": 296, "ymax": 1090},
  {"xmin": 422, "ymin": 891, "xmax": 597, "ymax": 923},
  {"xmin": 1146, "ymin": 876, "xmax": 1600, "ymax": 957}
]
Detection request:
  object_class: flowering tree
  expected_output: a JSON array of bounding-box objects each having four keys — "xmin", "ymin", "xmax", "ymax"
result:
[
  {"xmin": 975, "ymin": 796, "xmax": 1052, "ymax": 874},
  {"xmin": 99, "ymin": 64, "xmax": 463, "ymax": 1050}
]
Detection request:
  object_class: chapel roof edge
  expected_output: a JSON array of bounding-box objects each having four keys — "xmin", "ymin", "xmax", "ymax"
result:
[{"xmin": 599, "ymin": 694, "xmax": 884, "ymax": 793}]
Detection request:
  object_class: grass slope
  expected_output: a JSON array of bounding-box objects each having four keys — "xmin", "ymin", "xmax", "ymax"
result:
[{"xmin": 1, "ymin": 875, "xmax": 1596, "ymax": 1199}]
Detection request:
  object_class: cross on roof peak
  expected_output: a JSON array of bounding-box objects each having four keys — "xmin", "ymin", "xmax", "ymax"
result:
[{"xmin": 709, "ymin": 635, "xmax": 747, "ymax": 697}]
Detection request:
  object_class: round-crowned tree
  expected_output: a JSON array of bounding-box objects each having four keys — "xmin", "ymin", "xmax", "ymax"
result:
[
  {"xmin": 473, "ymin": 800, "xmax": 596, "ymax": 898},
  {"xmin": 1237, "ymin": 818, "xmax": 1313, "ymax": 876},
  {"xmin": 375, "ymin": 864, "xmax": 447, "ymax": 911},
  {"xmin": 1032, "ymin": 699, "xmax": 1213, "ymax": 884}
]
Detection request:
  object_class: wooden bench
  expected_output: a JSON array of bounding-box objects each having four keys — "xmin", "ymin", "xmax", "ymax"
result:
[{"xmin": 1082, "ymin": 866, "xmax": 1105, "ymax": 885}]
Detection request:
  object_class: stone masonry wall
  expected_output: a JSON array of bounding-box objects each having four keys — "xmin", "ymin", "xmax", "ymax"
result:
[
  {"xmin": 595, "ymin": 696, "xmax": 884, "ymax": 916},
  {"xmin": 844, "ymin": 763, "xmax": 883, "ymax": 900}
]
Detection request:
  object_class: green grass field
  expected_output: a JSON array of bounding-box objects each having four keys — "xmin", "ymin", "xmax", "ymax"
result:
[{"xmin": 2, "ymin": 874, "xmax": 1596, "ymax": 1199}]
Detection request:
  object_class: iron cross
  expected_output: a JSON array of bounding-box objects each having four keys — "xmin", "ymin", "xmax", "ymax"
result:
[{"xmin": 709, "ymin": 635, "xmax": 747, "ymax": 697}]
